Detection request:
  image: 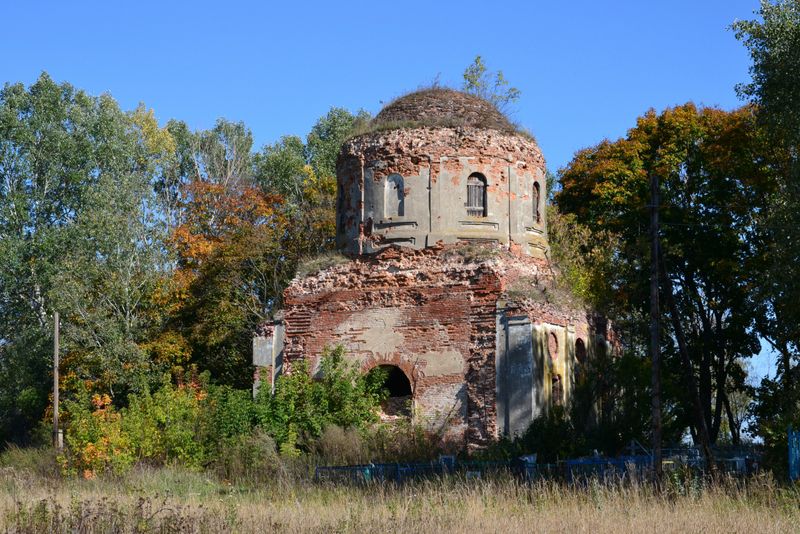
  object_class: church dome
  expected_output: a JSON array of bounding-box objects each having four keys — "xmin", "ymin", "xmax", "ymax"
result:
[
  {"xmin": 336, "ymin": 89, "xmax": 547, "ymax": 258},
  {"xmin": 371, "ymin": 88, "xmax": 516, "ymax": 133}
]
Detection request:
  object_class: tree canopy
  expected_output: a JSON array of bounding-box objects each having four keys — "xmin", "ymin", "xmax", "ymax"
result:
[
  {"xmin": 557, "ymin": 103, "xmax": 774, "ymax": 446},
  {"xmin": 0, "ymin": 73, "xmax": 369, "ymax": 444}
]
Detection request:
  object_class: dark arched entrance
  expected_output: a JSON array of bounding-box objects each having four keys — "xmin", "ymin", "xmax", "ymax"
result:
[{"xmin": 370, "ymin": 365, "xmax": 412, "ymax": 417}]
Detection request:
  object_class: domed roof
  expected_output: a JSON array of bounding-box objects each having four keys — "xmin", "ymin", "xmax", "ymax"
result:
[{"xmin": 371, "ymin": 88, "xmax": 516, "ymax": 133}]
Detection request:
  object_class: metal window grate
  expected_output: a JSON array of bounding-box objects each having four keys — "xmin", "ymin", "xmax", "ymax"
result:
[{"xmin": 466, "ymin": 174, "xmax": 486, "ymax": 217}]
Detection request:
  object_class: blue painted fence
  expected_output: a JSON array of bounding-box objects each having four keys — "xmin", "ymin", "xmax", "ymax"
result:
[
  {"xmin": 314, "ymin": 459, "xmax": 525, "ymax": 485},
  {"xmin": 314, "ymin": 448, "xmax": 760, "ymax": 485},
  {"xmin": 314, "ymin": 456, "xmax": 654, "ymax": 485}
]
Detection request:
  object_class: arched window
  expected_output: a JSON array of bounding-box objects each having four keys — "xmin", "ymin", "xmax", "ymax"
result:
[
  {"xmin": 548, "ymin": 332, "xmax": 559, "ymax": 361},
  {"xmin": 385, "ymin": 174, "xmax": 405, "ymax": 217},
  {"xmin": 466, "ymin": 173, "xmax": 487, "ymax": 217},
  {"xmin": 575, "ymin": 338, "xmax": 587, "ymax": 365},
  {"xmin": 533, "ymin": 181, "xmax": 541, "ymax": 224}
]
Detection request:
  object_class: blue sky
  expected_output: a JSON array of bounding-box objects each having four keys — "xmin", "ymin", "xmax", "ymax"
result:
[
  {"xmin": 2, "ymin": 0, "xmax": 759, "ymax": 171},
  {"xmin": 1, "ymin": 0, "xmax": 773, "ymax": 377}
]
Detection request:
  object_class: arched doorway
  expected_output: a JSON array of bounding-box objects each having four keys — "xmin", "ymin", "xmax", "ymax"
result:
[{"xmin": 370, "ymin": 365, "xmax": 412, "ymax": 417}]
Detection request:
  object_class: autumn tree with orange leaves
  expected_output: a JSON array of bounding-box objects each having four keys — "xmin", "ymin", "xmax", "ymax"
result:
[
  {"xmin": 557, "ymin": 103, "xmax": 777, "ymax": 447},
  {"xmin": 158, "ymin": 110, "xmax": 367, "ymax": 387}
]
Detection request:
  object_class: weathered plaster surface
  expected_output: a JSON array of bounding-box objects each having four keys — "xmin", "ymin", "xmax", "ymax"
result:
[
  {"xmin": 336, "ymin": 127, "xmax": 548, "ymax": 258},
  {"xmin": 281, "ymin": 244, "xmax": 604, "ymax": 450}
]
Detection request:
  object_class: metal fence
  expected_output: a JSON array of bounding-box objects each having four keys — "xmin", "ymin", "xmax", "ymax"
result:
[
  {"xmin": 314, "ymin": 448, "xmax": 761, "ymax": 486},
  {"xmin": 314, "ymin": 459, "xmax": 521, "ymax": 485}
]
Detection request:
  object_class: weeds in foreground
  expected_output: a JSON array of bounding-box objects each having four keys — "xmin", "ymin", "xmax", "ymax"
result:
[{"xmin": 2, "ymin": 463, "xmax": 800, "ymax": 533}]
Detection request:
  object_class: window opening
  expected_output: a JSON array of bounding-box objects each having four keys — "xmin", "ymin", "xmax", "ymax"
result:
[
  {"xmin": 466, "ymin": 173, "xmax": 487, "ymax": 217},
  {"xmin": 548, "ymin": 332, "xmax": 559, "ymax": 361},
  {"xmin": 385, "ymin": 174, "xmax": 405, "ymax": 217},
  {"xmin": 370, "ymin": 365, "xmax": 412, "ymax": 417},
  {"xmin": 575, "ymin": 338, "xmax": 587, "ymax": 365}
]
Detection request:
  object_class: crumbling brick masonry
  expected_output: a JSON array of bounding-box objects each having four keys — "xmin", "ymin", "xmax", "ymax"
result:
[{"xmin": 254, "ymin": 89, "xmax": 612, "ymax": 451}]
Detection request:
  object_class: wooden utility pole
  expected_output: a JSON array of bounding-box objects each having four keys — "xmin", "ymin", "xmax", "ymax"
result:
[
  {"xmin": 53, "ymin": 312, "xmax": 62, "ymax": 450},
  {"xmin": 649, "ymin": 173, "xmax": 663, "ymax": 482}
]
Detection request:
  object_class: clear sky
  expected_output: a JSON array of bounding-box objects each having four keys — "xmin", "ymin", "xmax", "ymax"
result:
[
  {"xmin": 1, "ymin": 0, "xmax": 760, "ymax": 172},
  {"xmin": 1, "ymin": 0, "xmax": 772, "ymax": 376}
]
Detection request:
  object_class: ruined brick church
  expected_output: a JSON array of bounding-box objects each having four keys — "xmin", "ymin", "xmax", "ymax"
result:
[{"xmin": 253, "ymin": 89, "xmax": 612, "ymax": 450}]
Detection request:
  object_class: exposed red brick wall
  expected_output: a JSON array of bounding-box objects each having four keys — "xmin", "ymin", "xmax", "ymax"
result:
[
  {"xmin": 284, "ymin": 246, "xmax": 501, "ymax": 449},
  {"xmin": 281, "ymin": 244, "xmax": 609, "ymax": 450}
]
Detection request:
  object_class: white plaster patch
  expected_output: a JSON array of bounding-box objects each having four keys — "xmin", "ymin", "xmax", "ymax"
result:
[
  {"xmin": 334, "ymin": 308, "xmax": 405, "ymax": 359},
  {"xmin": 420, "ymin": 349, "xmax": 464, "ymax": 376}
]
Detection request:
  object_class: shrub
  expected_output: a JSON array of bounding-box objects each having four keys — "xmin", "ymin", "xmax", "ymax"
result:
[
  {"xmin": 475, "ymin": 406, "xmax": 578, "ymax": 463},
  {"xmin": 315, "ymin": 425, "xmax": 368, "ymax": 465},
  {"xmin": 478, "ymin": 350, "xmax": 662, "ymax": 463},
  {"xmin": 363, "ymin": 419, "xmax": 445, "ymax": 462},
  {"xmin": 61, "ymin": 390, "xmax": 134, "ymax": 478},
  {"xmin": 59, "ymin": 345, "xmax": 390, "ymax": 475},
  {"xmin": 254, "ymin": 345, "xmax": 387, "ymax": 451},
  {"xmin": 62, "ymin": 372, "xmax": 258, "ymax": 476},
  {"xmin": 203, "ymin": 385, "xmax": 256, "ymax": 448},
  {"xmin": 122, "ymin": 375, "xmax": 209, "ymax": 469}
]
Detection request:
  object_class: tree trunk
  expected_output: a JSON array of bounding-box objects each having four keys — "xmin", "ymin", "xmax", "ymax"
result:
[
  {"xmin": 659, "ymin": 253, "xmax": 716, "ymax": 473},
  {"xmin": 722, "ymin": 390, "xmax": 740, "ymax": 445},
  {"xmin": 710, "ymin": 351, "xmax": 727, "ymax": 444}
]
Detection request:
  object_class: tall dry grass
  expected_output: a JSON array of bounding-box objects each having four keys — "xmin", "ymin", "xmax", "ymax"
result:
[{"xmin": 1, "ymin": 447, "xmax": 799, "ymax": 533}]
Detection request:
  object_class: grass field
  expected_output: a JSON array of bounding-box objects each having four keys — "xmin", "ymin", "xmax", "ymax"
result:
[{"xmin": 2, "ymin": 449, "xmax": 800, "ymax": 533}]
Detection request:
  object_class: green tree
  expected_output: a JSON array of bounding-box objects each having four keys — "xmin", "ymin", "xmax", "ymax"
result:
[
  {"xmin": 170, "ymin": 108, "xmax": 368, "ymax": 387},
  {"xmin": 254, "ymin": 346, "xmax": 387, "ymax": 452},
  {"xmin": 253, "ymin": 135, "xmax": 306, "ymax": 201},
  {"xmin": 547, "ymin": 206, "xmax": 617, "ymax": 308},
  {"xmin": 0, "ymin": 74, "xmax": 169, "ymax": 443},
  {"xmin": 733, "ymin": 1, "xmax": 800, "ymax": 470},
  {"xmin": 53, "ymin": 170, "xmax": 168, "ymax": 400},
  {"xmin": 733, "ymin": 0, "xmax": 800, "ymax": 390},
  {"xmin": 462, "ymin": 55, "xmax": 521, "ymax": 112},
  {"xmin": 557, "ymin": 103, "xmax": 772, "ymax": 445},
  {"xmin": 305, "ymin": 107, "xmax": 370, "ymax": 180},
  {"xmin": 733, "ymin": 1, "xmax": 800, "ymax": 149}
]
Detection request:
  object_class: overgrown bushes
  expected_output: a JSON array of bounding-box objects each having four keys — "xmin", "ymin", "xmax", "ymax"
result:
[
  {"xmin": 55, "ymin": 342, "xmax": 669, "ymax": 479},
  {"xmin": 62, "ymin": 377, "xmax": 214, "ymax": 476},
  {"xmin": 478, "ymin": 350, "xmax": 677, "ymax": 463},
  {"xmin": 254, "ymin": 345, "xmax": 388, "ymax": 454},
  {"xmin": 58, "ymin": 345, "xmax": 392, "ymax": 478}
]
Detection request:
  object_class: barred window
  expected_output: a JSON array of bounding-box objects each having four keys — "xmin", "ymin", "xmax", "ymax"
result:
[{"xmin": 466, "ymin": 173, "xmax": 487, "ymax": 217}]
